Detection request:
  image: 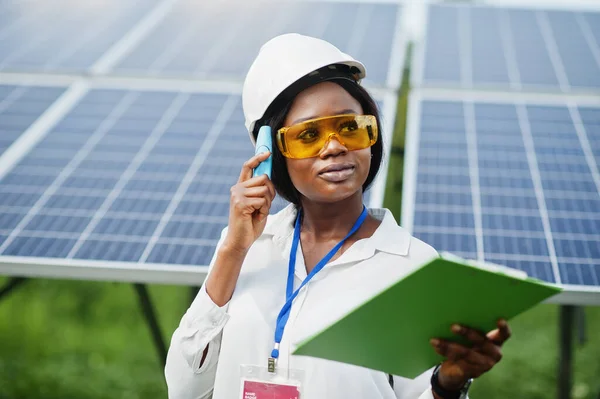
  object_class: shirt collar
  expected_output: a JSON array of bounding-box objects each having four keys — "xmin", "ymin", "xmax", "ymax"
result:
[{"xmin": 263, "ymin": 203, "xmax": 411, "ymax": 257}]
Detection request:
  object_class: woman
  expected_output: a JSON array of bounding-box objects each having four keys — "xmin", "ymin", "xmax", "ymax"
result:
[{"xmin": 165, "ymin": 33, "xmax": 511, "ymax": 399}]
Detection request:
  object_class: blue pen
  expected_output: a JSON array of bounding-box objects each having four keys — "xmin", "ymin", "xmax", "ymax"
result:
[{"xmin": 253, "ymin": 125, "xmax": 272, "ymax": 179}]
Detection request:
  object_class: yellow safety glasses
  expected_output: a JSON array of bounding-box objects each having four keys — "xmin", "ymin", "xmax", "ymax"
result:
[{"xmin": 276, "ymin": 114, "xmax": 378, "ymax": 159}]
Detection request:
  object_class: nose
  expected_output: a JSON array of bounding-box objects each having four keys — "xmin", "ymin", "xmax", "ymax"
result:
[{"xmin": 319, "ymin": 133, "xmax": 348, "ymax": 158}]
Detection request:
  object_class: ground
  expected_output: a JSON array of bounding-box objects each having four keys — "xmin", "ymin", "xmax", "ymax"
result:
[{"xmin": 0, "ymin": 277, "xmax": 598, "ymax": 399}]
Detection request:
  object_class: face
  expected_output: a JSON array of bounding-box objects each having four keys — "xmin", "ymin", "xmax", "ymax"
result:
[{"xmin": 282, "ymin": 81, "xmax": 371, "ymax": 204}]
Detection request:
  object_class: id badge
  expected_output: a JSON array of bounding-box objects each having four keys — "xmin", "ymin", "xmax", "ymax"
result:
[{"xmin": 240, "ymin": 365, "xmax": 305, "ymax": 399}]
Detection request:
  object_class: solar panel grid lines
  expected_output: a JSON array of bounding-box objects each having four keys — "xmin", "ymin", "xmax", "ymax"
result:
[
  {"xmin": 566, "ymin": 104, "xmax": 600, "ymax": 193},
  {"xmin": 534, "ymin": 10, "xmax": 570, "ymax": 92},
  {"xmin": 462, "ymin": 101, "xmax": 484, "ymax": 262},
  {"xmin": 0, "ymin": 1, "xmax": 399, "ymax": 282},
  {"xmin": 417, "ymin": 3, "xmax": 600, "ymax": 94},
  {"xmin": 514, "ymin": 101, "xmax": 562, "ymax": 284},
  {"xmin": 89, "ymin": 0, "xmax": 179, "ymax": 75},
  {"xmin": 137, "ymin": 94, "xmax": 239, "ymax": 263},
  {"xmin": 404, "ymin": 91, "xmax": 600, "ymax": 299},
  {"xmin": 106, "ymin": 1, "xmax": 403, "ymax": 89},
  {"xmin": 65, "ymin": 93, "xmax": 192, "ymax": 259},
  {"xmin": 0, "ymin": 91, "xmax": 139, "ymax": 255}
]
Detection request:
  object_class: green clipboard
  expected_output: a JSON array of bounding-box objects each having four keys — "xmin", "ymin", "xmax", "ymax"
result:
[{"xmin": 292, "ymin": 254, "xmax": 562, "ymax": 379}]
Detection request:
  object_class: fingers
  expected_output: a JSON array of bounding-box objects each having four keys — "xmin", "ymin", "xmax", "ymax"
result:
[
  {"xmin": 452, "ymin": 324, "xmax": 486, "ymax": 345},
  {"xmin": 452, "ymin": 324, "xmax": 503, "ymax": 362},
  {"xmin": 244, "ymin": 185, "xmax": 275, "ymax": 201},
  {"xmin": 486, "ymin": 319, "xmax": 512, "ymax": 346},
  {"xmin": 231, "ymin": 196, "xmax": 267, "ymax": 214},
  {"xmin": 243, "ymin": 174, "xmax": 276, "ymax": 199},
  {"xmin": 238, "ymin": 152, "xmax": 271, "ymax": 183},
  {"xmin": 431, "ymin": 339, "xmax": 496, "ymax": 372}
]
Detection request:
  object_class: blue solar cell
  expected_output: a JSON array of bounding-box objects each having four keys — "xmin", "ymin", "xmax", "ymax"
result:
[
  {"xmin": 485, "ymin": 257, "xmax": 556, "ymax": 283},
  {"xmin": 537, "ymin": 160, "xmax": 591, "ymax": 173},
  {"xmin": 147, "ymin": 243, "xmax": 214, "ymax": 265},
  {"xmin": 578, "ymin": 107, "xmax": 600, "ymax": 125},
  {"xmin": 559, "ymin": 263, "xmax": 599, "ymax": 286},
  {"xmin": 418, "ymin": 173, "xmax": 471, "ymax": 187},
  {"xmin": 23, "ymin": 214, "xmax": 92, "ymax": 233},
  {"xmin": 421, "ymin": 5, "xmax": 600, "ymax": 92},
  {"xmin": 174, "ymin": 200, "xmax": 229, "ymax": 216},
  {"xmin": 0, "ymin": 192, "xmax": 41, "ymax": 207},
  {"xmin": 122, "ymin": 178, "xmax": 181, "ymax": 193},
  {"xmin": 4, "ymin": 236, "xmax": 76, "ymax": 258},
  {"xmin": 541, "ymin": 177, "xmax": 597, "ymax": 193},
  {"xmin": 0, "ymin": 85, "xmax": 64, "ymax": 155},
  {"xmin": 0, "ymin": 0, "xmax": 162, "ymax": 72},
  {"xmin": 414, "ymin": 230, "xmax": 478, "ymax": 255},
  {"xmin": 45, "ymin": 194, "xmax": 106, "ymax": 211},
  {"xmin": 479, "ymin": 175, "xmax": 535, "ymax": 189},
  {"xmin": 484, "ymin": 235, "xmax": 549, "ymax": 256},
  {"xmin": 113, "ymin": 1, "xmax": 400, "ymax": 87},
  {"xmin": 554, "ymin": 238, "xmax": 600, "ymax": 259},
  {"xmin": 187, "ymin": 180, "xmax": 234, "ymax": 196},
  {"xmin": 420, "ymin": 116, "xmax": 466, "ymax": 131},
  {"xmin": 415, "ymin": 191, "xmax": 472, "ymax": 207},
  {"xmin": 547, "ymin": 11, "xmax": 600, "ymax": 89},
  {"xmin": 482, "ymin": 214, "xmax": 544, "ymax": 232},
  {"xmin": 136, "ymin": 161, "xmax": 191, "ymax": 174},
  {"xmin": 2, "ymin": 173, "xmax": 57, "ymax": 187},
  {"xmin": 550, "ymin": 216, "xmax": 600, "ymax": 235},
  {"xmin": 508, "ymin": 9, "xmax": 559, "ymax": 87},
  {"xmin": 423, "ymin": 6, "xmax": 461, "ymax": 83},
  {"xmin": 77, "ymin": 159, "xmax": 132, "ymax": 172},
  {"xmin": 109, "ymin": 197, "xmax": 171, "ymax": 214},
  {"xmin": 471, "ymin": 8, "xmax": 510, "ymax": 85},
  {"xmin": 73, "ymin": 240, "xmax": 147, "ymax": 262},
  {"xmin": 162, "ymin": 220, "xmax": 225, "ymax": 240},
  {"xmin": 421, "ymin": 101, "xmax": 464, "ymax": 117},
  {"xmin": 62, "ymin": 175, "xmax": 120, "ymax": 191},
  {"xmin": 91, "ymin": 218, "xmax": 161, "ymax": 237},
  {"xmin": 414, "ymin": 210, "xmax": 475, "ymax": 229},
  {"xmin": 545, "ymin": 197, "xmax": 600, "ymax": 212},
  {"xmin": 413, "ymin": 99, "xmax": 600, "ymax": 290},
  {"xmin": 0, "ymin": 212, "xmax": 26, "ymax": 231}
]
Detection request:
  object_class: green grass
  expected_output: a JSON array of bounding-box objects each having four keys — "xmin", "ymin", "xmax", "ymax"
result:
[
  {"xmin": 0, "ymin": 277, "xmax": 599, "ymax": 398},
  {"xmin": 0, "ymin": 277, "xmax": 187, "ymax": 399}
]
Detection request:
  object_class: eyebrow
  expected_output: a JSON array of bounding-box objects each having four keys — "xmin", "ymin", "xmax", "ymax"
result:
[{"xmin": 291, "ymin": 109, "xmax": 358, "ymax": 125}]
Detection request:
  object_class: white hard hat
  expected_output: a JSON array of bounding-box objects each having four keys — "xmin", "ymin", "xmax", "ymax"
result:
[{"xmin": 242, "ymin": 33, "xmax": 367, "ymax": 144}]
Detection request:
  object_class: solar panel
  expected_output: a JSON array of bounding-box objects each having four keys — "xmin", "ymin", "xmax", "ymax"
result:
[
  {"xmin": 403, "ymin": 95, "xmax": 600, "ymax": 303},
  {"xmin": 111, "ymin": 0, "xmax": 404, "ymax": 88},
  {"xmin": 416, "ymin": 3, "xmax": 600, "ymax": 93},
  {"xmin": 0, "ymin": 0, "xmax": 161, "ymax": 72},
  {"xmin": 0, "ymin": 86, "xmax": 392, "ymax": 283},
  {"xmin": 0, "ymin": 84, "xmax": 65, "ymax": 155}
]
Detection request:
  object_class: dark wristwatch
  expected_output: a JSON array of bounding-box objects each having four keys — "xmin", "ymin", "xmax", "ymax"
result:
[{"xmin": 430, "ymin": 364, "xmax": 472, "ymax": 399}]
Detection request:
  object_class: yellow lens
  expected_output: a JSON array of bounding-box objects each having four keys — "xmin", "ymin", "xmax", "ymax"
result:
[{"xmin": 277, "ymin": 114, "xmax": 377, "ymax": 159}]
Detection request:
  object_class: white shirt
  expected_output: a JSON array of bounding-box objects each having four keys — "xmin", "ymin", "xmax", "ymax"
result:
[{"xmin": 165, "ymin": 204, "xmax": 450, "ymax": 399}]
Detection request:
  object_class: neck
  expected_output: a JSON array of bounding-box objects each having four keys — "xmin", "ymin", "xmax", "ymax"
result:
[{"xmin": 298, "ymin": 191, "xmax": 365, "ymax": 241}]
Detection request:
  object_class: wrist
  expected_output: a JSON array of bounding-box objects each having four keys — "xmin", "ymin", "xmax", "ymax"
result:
[
  {"xmin": 437, "ymin": 373, "xmax": 468, "ymax": 391},
  {"xmin": 219, "ymin": 241, "xmax": 250, "ymax": 258},
  {"xmin": 431, "ymin": 364, "xmax": 472, "ymax": 399}
]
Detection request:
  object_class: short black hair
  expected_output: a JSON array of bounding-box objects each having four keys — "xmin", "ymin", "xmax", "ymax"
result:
[{"xmin": 253, "ymin": 79, "xmax": 384, "ymax": 206}]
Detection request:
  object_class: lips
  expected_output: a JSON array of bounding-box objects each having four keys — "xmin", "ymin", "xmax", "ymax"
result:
[{"xmin": 318, "ymin": 163, "xmax": 356, "ymax": 182}]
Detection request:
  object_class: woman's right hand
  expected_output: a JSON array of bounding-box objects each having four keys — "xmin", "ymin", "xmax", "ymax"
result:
[{"xmin": 223, "ymin": 151, "xmax": 276, "ymax": 253}]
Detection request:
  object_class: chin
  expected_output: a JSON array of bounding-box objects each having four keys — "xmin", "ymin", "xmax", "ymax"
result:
[{"xmin": 310, "ymin": 181, "xmax": 363, "ymax": 203}]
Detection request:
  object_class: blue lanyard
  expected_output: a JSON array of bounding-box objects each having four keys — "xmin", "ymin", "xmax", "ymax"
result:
[{"xmin": 269, "ymin": 205, "xmax": 368, "ymax": 368}]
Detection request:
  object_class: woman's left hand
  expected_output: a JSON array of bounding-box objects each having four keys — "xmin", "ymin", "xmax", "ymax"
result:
[{"xmin": 430, "ymin": 319, "xmax": 512, "ymax": 391}]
